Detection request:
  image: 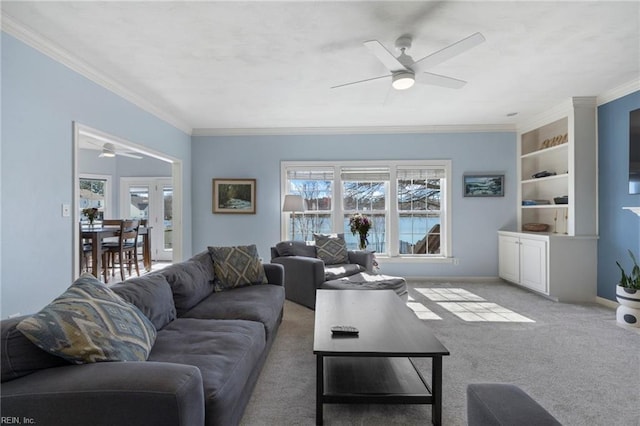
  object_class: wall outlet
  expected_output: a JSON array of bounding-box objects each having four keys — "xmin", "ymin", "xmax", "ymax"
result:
[
  {"xmin": 62, "ymin": 203, "xmax": 71, "ymax": 217},
  {"xmin": 453, "ymin": 258, "xmax": 460, "ymax": 265}
]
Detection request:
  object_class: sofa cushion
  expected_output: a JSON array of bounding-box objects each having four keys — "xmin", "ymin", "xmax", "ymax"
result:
[
  {"xmin": 324, "ymin": 263, "xmax": 366, "ymax": 281},
  {"xmin": 275, "ymin": 240, "xmax": 317, "ymax": 258},
  {"xmin": 161, "ymin": 260, "xmax": 214, "ymax": 316},
  {"xmin": 183, "ymin": 284, "xmax": 285, "ymax": 342},
  {"xmin": 149, "ymin": 318, "xmax": 265, "ymax": 426},
  {"xmin": 17, "ymin": 274, "xmax": 156, "ymax": 364},
  {"xmin": 189, "ymin": 250, "xmax": 217, "ymax": 281},
  {"xmin": 314, "ymin": 233, "xmax": 349, "ymax": 265},
  {"xmin": 112, "ymin": 274, "xmax": 177, "ymax": 330},
  {"xmin": 1, "ymin": 315, "xmax": 71, "ymax": 382},
  {"xmin": 208, "ymin": 245, "xmax": 267, "ymax": 291}
]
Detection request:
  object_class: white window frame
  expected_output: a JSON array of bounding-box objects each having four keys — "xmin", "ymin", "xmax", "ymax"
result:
[
  {"xmin": 281, "ymin": 160, "xmax": 452, "ymax": 262},
  {"xmin": 79, "ymin": 173, "xmax": 113, "ymax": 220}
]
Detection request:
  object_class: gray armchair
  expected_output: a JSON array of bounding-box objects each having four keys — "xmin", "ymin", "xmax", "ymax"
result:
[{"xmin": 270, "ymin": 241, "xmax": 373, "ymax": 309}]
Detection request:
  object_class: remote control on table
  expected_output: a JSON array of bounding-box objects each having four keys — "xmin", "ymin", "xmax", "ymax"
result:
[{"xmin": 331, "ymin": 325, "xmax": 359, "ymax": 335}]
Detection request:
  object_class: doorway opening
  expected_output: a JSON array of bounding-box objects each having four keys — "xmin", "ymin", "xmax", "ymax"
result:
[{"xmin": 72, "ymin": 122, "xmax": 183, "ymax": 279}]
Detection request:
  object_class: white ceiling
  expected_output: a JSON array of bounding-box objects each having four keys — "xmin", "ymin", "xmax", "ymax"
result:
[{"xmin": 2, "ymin": 1, "xmax": 639, "ymax": 134}]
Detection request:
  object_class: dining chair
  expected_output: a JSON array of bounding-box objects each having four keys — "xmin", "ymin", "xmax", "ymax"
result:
[
  {"xmin": 102, "ymin": 219, "xmax": 140, "ymax": 282},
  {"xmin": 101, "ymin": 219, "xmax": 123, "ymax": 245},
  {"xmin": 137, "ymin": 219, "xmax": 148, "ymax": 262}
]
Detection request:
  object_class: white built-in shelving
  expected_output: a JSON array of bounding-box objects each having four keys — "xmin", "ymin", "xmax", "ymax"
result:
[{"xmin": 498, "ymin": 97, "xmax": 598, "ymax": 302}]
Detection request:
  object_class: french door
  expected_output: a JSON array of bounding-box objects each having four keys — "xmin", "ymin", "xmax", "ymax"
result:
[{"xmin": 120, "ymin": 178, "xmax": 173, "ymax": 261}]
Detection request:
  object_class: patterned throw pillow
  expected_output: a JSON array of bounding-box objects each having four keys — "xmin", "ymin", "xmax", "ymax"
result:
[
  {"xmin": 314, "ymin": 233, "xmax": 349, "ymax": 265},
  {"xmin": 17, "ymin": 274, "xmax": 156, "ymax": 364},
  {"xmin": 208, "ymin": 244, "xmax": 267, "ymax": 292}
]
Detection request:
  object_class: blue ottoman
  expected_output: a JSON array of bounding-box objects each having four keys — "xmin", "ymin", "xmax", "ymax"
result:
[
  {"xmin": 321, "ymin": 272, "xmax": 408, "ymax": 302},
  {"xmin": 467, "ymin": 383, "xmax": 562, "ymax": 426}
]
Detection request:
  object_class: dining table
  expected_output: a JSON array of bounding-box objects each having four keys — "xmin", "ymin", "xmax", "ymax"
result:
[{"xmin": 81, "ymin": 225, "xmax": 153, "ymax": 280}]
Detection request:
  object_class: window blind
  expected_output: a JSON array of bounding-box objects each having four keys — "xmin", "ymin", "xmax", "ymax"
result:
[
  {"xmin": 397, "ymin": 167, "xmax": 445, "ymax": 180},
  {"xmin": 340, "ymin": 167, "xmax": 390, "ymax": 181}
]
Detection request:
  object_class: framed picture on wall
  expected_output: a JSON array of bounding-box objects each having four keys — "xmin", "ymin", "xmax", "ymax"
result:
[
  {"xmin": 463, "ymin": 174, "xmax": 504, "ymax": 197},
  {"xmin": 212, "ymin": 178, "xmax": 256, "ymax": 214}
]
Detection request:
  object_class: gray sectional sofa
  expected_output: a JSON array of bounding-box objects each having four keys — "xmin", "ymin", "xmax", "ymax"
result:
[{"xmin": 1, "ymin": 250, "xmax": 285, "ymax": 426}]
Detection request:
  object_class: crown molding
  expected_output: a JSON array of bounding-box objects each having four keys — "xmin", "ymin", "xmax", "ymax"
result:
[
  {"xmin": 597, "ymin": 78, "xmax": 640, "ymax": 106},
  {"xmin": 191, "ymin": 123, "xmax": 516, "ymax": 137},
  {"xmin": 1, "ymin": 14, "xmax": 193, "ymax": 134},
  {"xmin": 517, "ymin": 96, "xmax": 599, "ymax": 133}
]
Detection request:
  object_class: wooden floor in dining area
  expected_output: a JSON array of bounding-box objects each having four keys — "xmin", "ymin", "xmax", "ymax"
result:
[{"xmin": 100, "ymin": 261, "xmax": 172, "ymax": 285}]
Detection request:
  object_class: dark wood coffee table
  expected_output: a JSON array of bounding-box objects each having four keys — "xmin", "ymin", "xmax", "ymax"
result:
[{"xmin": 313, "ymin": 289, "xmax": 450, "ymax": 425}]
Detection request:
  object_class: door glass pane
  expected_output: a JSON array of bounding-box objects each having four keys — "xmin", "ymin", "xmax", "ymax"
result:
[
  {"xmin": 128, "ymin": 186, "xmax": 149, "ymax": 220},
  {"xmin": 163, "ymin": 185, "xmax": 173, "ymax": 250}
]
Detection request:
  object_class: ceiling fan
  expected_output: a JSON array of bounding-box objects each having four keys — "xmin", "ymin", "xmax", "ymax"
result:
[
  {"xmin": 98, "ymin": 142, "xmax": 143, "ymax": 159},
  {"xmin": 332, "ymin": 32, "xmax": 485, "ymax": 91}
]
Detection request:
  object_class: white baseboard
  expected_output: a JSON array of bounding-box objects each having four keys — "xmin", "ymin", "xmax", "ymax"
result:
[
  {"xmin": 405, "ymin": 279, "xmax": 622, "ymax": 308},
  {"xmin": 403, "ymin": 276, "xmax": 500, "ymax": 282},
  {"xmin": 596, "ymin": 296, "xmax": 618, "ymax": 309}
]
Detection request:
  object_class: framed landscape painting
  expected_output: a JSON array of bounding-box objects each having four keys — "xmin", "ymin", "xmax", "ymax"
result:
[
  {"xmin": 463, "ymin": 174, "xmax": 504, "ymax": 197},
  {"xmin": 212, "ymin": 179, "xmax": 256, "ymax": 214}
]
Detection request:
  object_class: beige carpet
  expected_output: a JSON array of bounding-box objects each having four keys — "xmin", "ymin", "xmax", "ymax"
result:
[{"xmin": 241, "ymin": 280, "xmax": 640, "ymax": 425}]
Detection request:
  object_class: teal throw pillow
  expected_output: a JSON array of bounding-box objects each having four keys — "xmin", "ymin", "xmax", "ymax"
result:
[
  {"xmin": 17, "ymin": 274, "xmax": 157, "ymax": 364},
  {"xmin": 208, "ymin": 244, "xmax": 267, "ymax": 292},
  {"xmin": 314, "ymin": 233, "xmax": 349, "ymax": 265}
]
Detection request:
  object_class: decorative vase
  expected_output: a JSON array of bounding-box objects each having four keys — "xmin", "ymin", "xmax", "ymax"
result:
[
  {"xmin": 359, "ymin": 233, "xmax": 367, "ymax": 250},
  {"xmin": 616, "ymin": 285, "xmax": 640, "ymax": 327}
]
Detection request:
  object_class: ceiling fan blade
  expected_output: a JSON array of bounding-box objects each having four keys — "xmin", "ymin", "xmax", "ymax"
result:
[
  {"xmin": 116, "ymin": 152, "xmax": 143, "ymax": 159},
  {"xmin": 416, "ymin": 72, "xmax": 467, "ymax": 89},
  {"xmin": 412, "ymin": 32, "xmax": 485, "ymax": 72},
  {"xmin": 364, "ymin": 40, "xmax": 408, "ymax": 73},
  {"xmin": 331, "ymin": 74, "xmax": 391, "ymax": 89}
]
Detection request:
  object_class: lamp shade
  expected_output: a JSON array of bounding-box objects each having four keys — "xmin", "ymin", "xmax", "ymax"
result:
[{"xmin": 282, "ymin": 194, "xmax": 304, "ymax": 212}]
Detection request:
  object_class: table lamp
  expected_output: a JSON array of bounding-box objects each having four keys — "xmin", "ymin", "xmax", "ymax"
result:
[{"xmin": 282, "ymin": 194, "xmax": 304, "ymax": 240}]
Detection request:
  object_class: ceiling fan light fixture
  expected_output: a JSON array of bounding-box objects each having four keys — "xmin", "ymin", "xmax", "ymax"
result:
[
  {"xmin": 392, "ymin": 72, "xmax": 415, "ymax": 90},
  {"xmin": 99, "ymin": 142, "xmax": 116, "ymax": 158}
]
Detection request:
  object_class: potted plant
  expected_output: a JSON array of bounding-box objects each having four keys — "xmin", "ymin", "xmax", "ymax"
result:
[
  {"xmin": 615, "ymin": 249, "xmax": 640, "ymax": 327},
  {"xmin": 349, "ymin": 213, "xmax": 371, "ymax": 250},
  {"xmin": 82, "ymin": 207, "xmax": 99, "ymax": 227}
]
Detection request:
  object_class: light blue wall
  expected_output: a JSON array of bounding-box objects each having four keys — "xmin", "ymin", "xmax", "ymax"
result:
[
  {"xmin": 1, "ymin": 33, "xmax": 192, "ymax": 317},
  {"xmin": 192, "ymin": 132, "xmax": 517, "ymax": 278},
  {"xmin": 597, "ymin": 91, "xmax": 640, "ymax": 301},
  {"xmin": 11, "ymin": 23, "xmax": 634, "ymax": 313}
]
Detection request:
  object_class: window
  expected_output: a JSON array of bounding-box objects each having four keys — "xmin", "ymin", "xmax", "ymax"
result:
[
  {"xmin": 79, "ymin": 174, "xmax": 112, "ymax": 223},
  {"xmin": 282, "ymin": 161, "xmax": 451, "ymax": 259},
  {"xmin": 341, "ymin": 167, "xmax": 388, "ymax": 253},
  {"xmin": 397, "ymin": 168, "xmax": 444, "ymax": 255},
  {"xmin": 285, "ymin": 169, "xmax": 334, "ymax": 240}
]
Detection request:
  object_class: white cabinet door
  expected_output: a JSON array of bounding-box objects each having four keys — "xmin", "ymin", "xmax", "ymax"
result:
[
  {"xmin": 519, "ymin": 238, "xmax": 547, "ymax": 293},
  {"xmin": 498, "ymin": 235, "xmax": 520, "ymax": 283}
]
